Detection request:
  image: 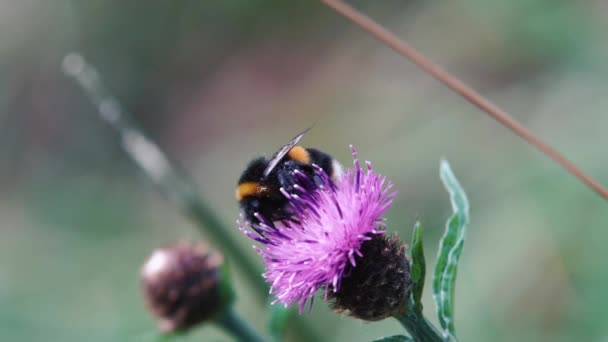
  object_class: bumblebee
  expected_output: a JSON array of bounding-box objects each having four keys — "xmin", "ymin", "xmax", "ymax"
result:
[{"xmin": 236, "ymin": 129, "xmax": 343, "ymax": 226}]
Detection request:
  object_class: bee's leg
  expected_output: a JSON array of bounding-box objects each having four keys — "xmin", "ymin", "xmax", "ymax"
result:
[
  {"xmin": 279, "ymin": 160, "xmax": 324, "ymax": 193},
  {"xmin": 311, "ymin": 173, "xmax": 325, "ymax": 188},
  {"xmin": 277, "ymin": 162, "xmax": 298, "ymax": 193}
]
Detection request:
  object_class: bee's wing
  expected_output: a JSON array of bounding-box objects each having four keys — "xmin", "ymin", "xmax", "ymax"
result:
[{"xmin": 263, "ymin": 128, "xmax": 310, "ymax": 177}]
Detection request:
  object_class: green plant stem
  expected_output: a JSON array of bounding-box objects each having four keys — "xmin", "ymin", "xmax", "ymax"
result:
[
  {"xmin": 182, "ymin": 186, "xmax": 268, "ymax": 296},
  {"xmin": 63, "ymin": 53, "xmax": 321, "ymax": 342},
  {"xmin": 215, "ymin": 308, "xmax": 266, "ymax": 342},
  {"xmin": 62, "ymin": 53, "xmax": 267, "ymax": 297},
  {"xmin": 393, "ymin": 308, "xmax": 443, "ymax": 342}
]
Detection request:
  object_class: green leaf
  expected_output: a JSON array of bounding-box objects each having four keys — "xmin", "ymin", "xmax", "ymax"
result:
[
  {"xmin": 432, "ymin": 160, "xmax": 470, "ymax": 341},
  {"xmin": 410, "ymin": 221, "xmax": 426, "ymax": 313},
  {"xmin": 268, "ymin": 297, "xmax": 292, "ymax": 342},
  {"xmin": 372, "ymin": 335, "xmax": 413, "ymax": 342}
]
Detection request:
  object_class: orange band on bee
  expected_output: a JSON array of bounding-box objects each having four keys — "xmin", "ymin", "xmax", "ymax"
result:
[
  {"xmin": 236, "ymin": 182, "xmax": 262, "ymax": 201},
  {"xmin": 288, "ymin": 146, "xmax": 311, "ymax": 164}
]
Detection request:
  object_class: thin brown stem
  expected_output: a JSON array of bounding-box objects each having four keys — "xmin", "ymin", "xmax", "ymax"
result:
[{"xmin": 320, "ymin": 0, "xmax": 608, "ymax": 201}]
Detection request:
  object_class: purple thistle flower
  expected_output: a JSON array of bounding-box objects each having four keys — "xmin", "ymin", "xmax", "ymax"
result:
[{"xmin": 239, "ymin": 146, "xmax": 397, "ymax": 312}]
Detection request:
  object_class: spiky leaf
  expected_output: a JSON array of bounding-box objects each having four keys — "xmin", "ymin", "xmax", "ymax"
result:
[
  {"xmin": 432, "ymin": 160, "xmax": 470, "ymax": 341},
  {"xmin": 410, "ymin": 221, "xmax": 426, "ymax": 313}
]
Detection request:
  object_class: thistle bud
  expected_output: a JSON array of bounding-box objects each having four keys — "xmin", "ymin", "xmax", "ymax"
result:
[
  {"xmin": 329, "ymin": 234, "xmax": 412, "ymax": 321},
  {"xmin": 140, "ymin": 242, "xmax": 232, "ymax": 333}
]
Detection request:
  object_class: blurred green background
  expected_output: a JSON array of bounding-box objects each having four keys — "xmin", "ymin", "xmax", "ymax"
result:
[{"xmin": 2, "ymin": 1, "xmax": 608, "ymax": 341}]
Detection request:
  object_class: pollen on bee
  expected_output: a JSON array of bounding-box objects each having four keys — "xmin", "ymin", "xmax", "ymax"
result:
[{"xmin": 288, "ymin": 146, "xmax": 311, "ymax": 164}]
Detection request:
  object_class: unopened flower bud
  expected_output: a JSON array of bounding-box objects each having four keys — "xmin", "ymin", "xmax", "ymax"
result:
[
  {"xmin": 329, "ymin": 234, "xmax": 412, "ymax": 321},
  {"xmin": 140, "ymin": 242, "xmax": 232, "ymax": 333}
]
